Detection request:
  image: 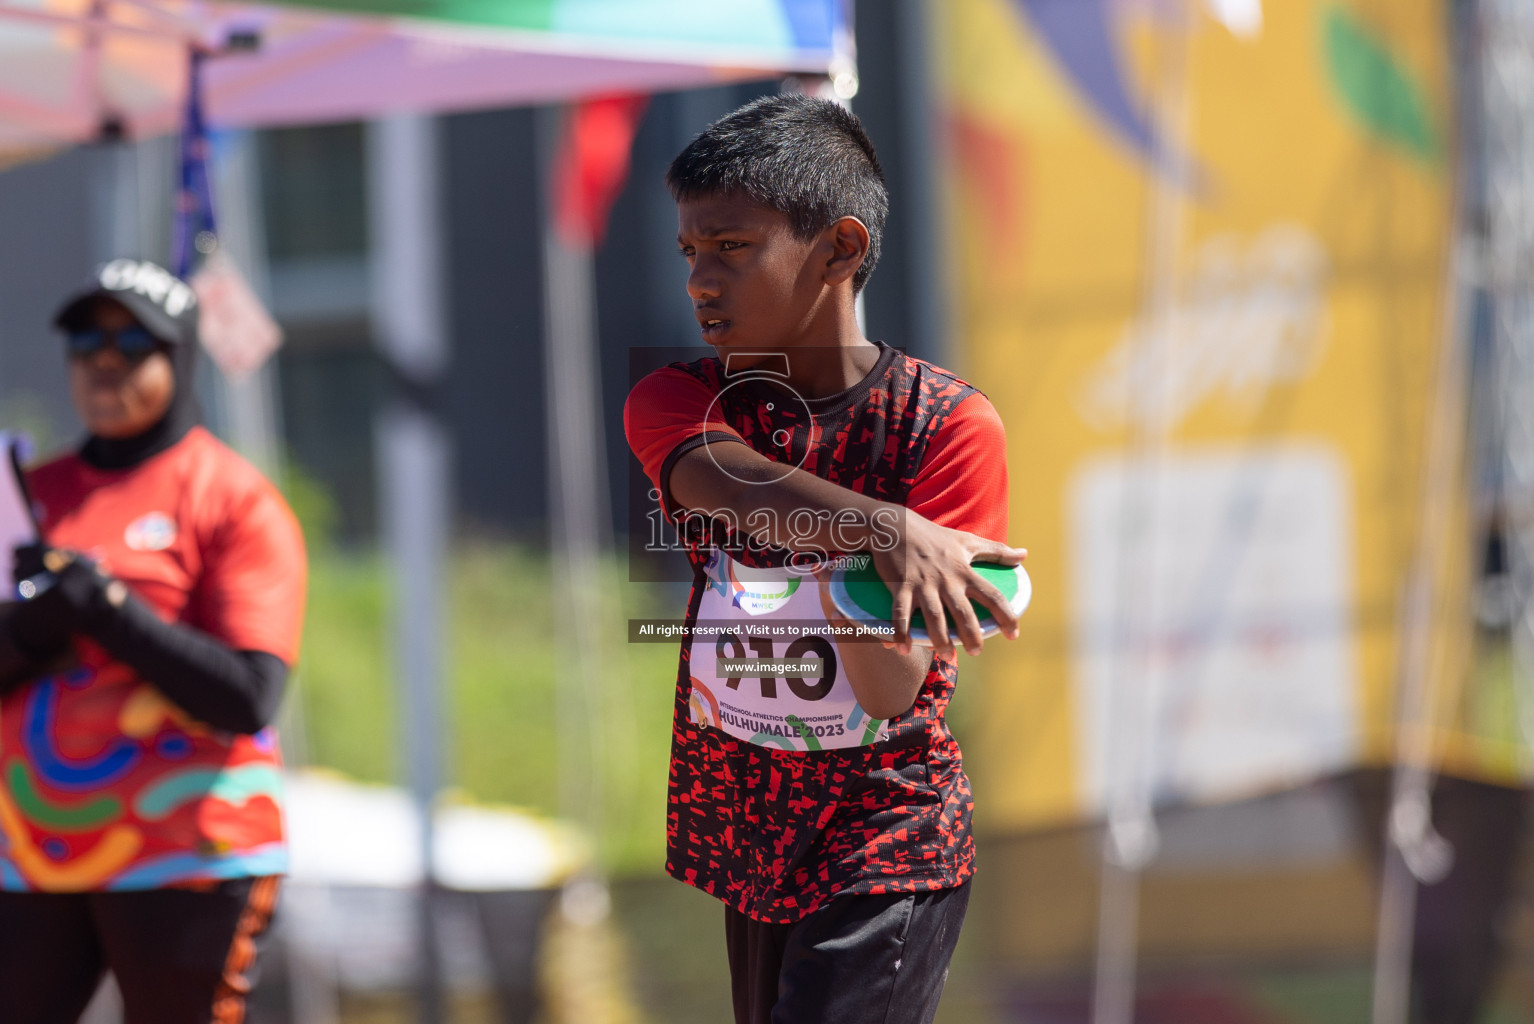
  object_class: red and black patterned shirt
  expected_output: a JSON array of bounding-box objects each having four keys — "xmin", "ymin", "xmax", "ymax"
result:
[{"xmin": 624, "ymin": 341, "xmax": 1008, "ymax": 923}]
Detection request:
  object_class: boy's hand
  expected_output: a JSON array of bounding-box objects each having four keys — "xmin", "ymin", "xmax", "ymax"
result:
[
  {"xmin": 870, "ymin": 511, "xmax": 1026, "ymax": 658},
  {"xmin": 814, "ymin": 568, "xmax": 929, "ymax": 720}
]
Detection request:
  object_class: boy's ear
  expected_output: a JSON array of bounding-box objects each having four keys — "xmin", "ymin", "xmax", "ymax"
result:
[{"xmin": 823, "ymin": 216, "xmax": 870, "ymax": 288}]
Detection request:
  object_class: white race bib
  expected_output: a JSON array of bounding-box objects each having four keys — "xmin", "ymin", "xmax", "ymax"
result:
[{"xmin": 687, "ymin": 551, "xmax": 888, "ymax": 751}]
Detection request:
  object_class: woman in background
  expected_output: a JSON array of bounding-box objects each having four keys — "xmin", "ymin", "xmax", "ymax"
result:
[{"xmin": 0, "ymin": 258, "xmax": 307, "ymax": 1024}]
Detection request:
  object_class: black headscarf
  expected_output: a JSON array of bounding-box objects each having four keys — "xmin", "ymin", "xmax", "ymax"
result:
[
  {"xmin": 53, "ymin": 260, "xmax": 203, "ymax": 472},
  {"xmin": 77, "ymin": 320, "xmax": 200, "ymax": 471}
]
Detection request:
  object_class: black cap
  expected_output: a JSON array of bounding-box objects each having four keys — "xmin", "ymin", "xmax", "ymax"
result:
[{"xmin": 54, "ymin": 259, "xmax": 199, "ymax": 346}]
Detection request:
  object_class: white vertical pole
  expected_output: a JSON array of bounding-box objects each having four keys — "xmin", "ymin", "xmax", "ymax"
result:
[
  {"xmin": 536, "ymin": 104, "xmax": 613, "ymax": 842},
  {"xmin": 368, "ymin": 113, "xmax": 450, "ymax": 1024},
  {"xmin": 1092, "ymin": 6, "xmax": 1194, "ymax": 1024},
  {"xmin": 207, "ymin": 130, "xmax": 282, "ymax": 477},
  {"xmin": 1369, "ymin": 201, "xmax": 1468, "ymax": 1024},
  {"xmin": 210, "ymin": 126, "xmax": 342, "ymax": 1024}
]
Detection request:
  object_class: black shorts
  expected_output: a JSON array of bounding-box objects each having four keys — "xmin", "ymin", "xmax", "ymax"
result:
[
  {"xmin": 725, "ymin": 880, "xmax": 971, "ymax": 1024},
  {"xmin": 0, "ymin": 876, "xmax": 280, "ymax": 1024}
]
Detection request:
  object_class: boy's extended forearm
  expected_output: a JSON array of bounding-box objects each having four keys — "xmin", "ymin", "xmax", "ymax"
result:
[
  {"xmin": 672, "ymin": 438, "xmax": 1024, "ymax": 658},
  {"xmin": 669, "ymin": 442, "xmax": 894, "ymax": 555}
]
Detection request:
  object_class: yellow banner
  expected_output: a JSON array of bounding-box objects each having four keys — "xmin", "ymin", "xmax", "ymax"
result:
[{"xmin": 937, "ymin": 0, "xmax": 1479, "ymax": 829}]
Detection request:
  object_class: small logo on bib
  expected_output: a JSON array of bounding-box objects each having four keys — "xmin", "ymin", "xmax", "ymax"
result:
[
  {"xmin": 723, "ymin": 559, "xmax": 801, "ymax": 616},
  {"xmin": 125, "ymin": 512, "xmax": 176, "ymax": 552}
]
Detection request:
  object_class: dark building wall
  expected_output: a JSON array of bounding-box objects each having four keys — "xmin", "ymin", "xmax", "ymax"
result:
[
  {"xmin": 852, "ymin": 0, "xmax": 915, "ymax": 359},
  {"xmin": 852, "ymin": 0, "xmax": 943, "ymax": 367},
  {"xmin": 0, "ymin": 147, "xmax": 98, "ymax": 454},
  {"xmin": 442, "ymin": 107, "xmax": 550, "ymax": 538},
  {"xmin": 273, "ymin": 320, "xmax": 380, "ymax": 542},
  {"xmin": 433, "ymin": 80, "xmax": 792, "ymax": 541}
]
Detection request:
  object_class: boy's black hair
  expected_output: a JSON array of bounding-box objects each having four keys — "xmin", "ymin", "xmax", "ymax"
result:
[{"xmin": 667, "ymin": 92, "xmax": 889, "ymax": 294}]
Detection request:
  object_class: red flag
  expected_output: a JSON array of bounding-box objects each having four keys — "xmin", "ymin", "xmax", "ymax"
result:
[{"xmin": 552, "ymin": 94, "xmax": 650, "ymax": 249}]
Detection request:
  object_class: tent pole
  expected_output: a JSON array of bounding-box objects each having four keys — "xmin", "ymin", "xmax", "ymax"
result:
[
  {"xmin": 209, "ymin": 128, "xmax": 340, "ymax": 1024},
  {"xmin": 536, "ymin": 102, "xmax": 614, "ymax": 847},
  {"xmin": 369, "ymin": 112, "xmax": 451, "ymax": 1024},
  {"xmin": 1372, "ymin": 0, "xmax": 1501, "ymax": 1017},
  {"xmin": 206, "ymin": 129, "xmax": 283, "ymax": 477}
]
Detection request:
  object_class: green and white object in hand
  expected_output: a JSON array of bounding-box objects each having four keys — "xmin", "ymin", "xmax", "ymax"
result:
[{"xmin": 829, "ymin": 559, "xmax": 1030, "ymax": 646}]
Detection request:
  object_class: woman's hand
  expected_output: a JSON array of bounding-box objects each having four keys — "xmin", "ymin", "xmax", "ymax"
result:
[
  {"xmin": 11, "ymin": 543, "xmax": 52, "ymax": 585},
  {"xmin": 8, "ymin": 546, "xmax": 125, "ymax": 658}
]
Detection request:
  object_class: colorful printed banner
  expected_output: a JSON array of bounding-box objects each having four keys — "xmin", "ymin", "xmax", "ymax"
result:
[{"xmin": 937, "ymin": 0, "xmax": 1480, "ymax": 829}]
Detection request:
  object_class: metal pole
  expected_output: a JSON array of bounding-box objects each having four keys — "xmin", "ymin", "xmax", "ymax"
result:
[
  {"xmin": 1368, "ymin": 238, "xmax": 1470, "ymax": 1024},
  {"xmin": 368, "ymin": 113, "xmax": 450, "ymax": 1024},
  {"xmin": 536, "ymin": 104, "xmax": 613, "ymax": 842},
  {"xmin": 1091, "ymin": 6, "xmax": 1193, "ymax": 1023},
  {"xmin": 206, "ymin": 129, "xmax": 283, "ymax": 477},
  {"xmin": 210, "ymin": 126, "xmax": 340, "ymax": 1024},
  {"xmin": 1370, "ymin": 4, "xmax": 1483, "ymax": 1018},
  {"xmin": 1481, "ymin": 0, "xmax": 1534, "ymax": 764}
]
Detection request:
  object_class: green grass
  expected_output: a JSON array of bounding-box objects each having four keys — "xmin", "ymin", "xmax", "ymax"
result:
[
  {"xmin": 294, "ymin": 549, "xmax": 395, "ymax": 783},
  {"xmin": 293, "ymin": 540, "xmax": 682, "ymax": 875}
]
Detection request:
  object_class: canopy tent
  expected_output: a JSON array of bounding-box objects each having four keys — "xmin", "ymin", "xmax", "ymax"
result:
[{"xmin": 0, "ymin": 0, "xmax": 850, "ymax": 153}]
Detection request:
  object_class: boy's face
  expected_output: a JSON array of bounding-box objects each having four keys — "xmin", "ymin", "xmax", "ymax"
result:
[{"xmin": 677, "ymin": 194, "xmax": 829, "ymax": 358}]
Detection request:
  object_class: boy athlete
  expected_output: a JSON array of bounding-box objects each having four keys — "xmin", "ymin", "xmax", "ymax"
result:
[{"xmin": 624, "ymin": 95, "xmax": 1022, "ymax": 1024}]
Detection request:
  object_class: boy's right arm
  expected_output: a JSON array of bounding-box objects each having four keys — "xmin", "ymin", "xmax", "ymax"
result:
[
  {"xmin": 668, "ymin": 442, "xmax": 1024, "ymax": 657},
  {"xmin": 625, "ymin": 367, "xmax": 1025, "ymax": 657}
]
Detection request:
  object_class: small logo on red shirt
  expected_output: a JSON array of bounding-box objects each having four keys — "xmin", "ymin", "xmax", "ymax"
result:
[{"xmin": 124, "ymin": 512, "xmax": 177, "ymax": 552}]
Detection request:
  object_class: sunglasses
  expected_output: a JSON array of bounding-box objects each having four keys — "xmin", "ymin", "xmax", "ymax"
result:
[{"xmin": 66, "ymin": 326, "xmax": 163, "ymax": 361}]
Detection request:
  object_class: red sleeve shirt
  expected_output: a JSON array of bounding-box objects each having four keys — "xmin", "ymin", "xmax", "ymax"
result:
[
  {"xmin": 184, "ymin": 465, "xmax": 308, "ymax": 665},
  {"xmin": 623, "ymin": 366, "xmax": 746, "ymax": 515},
  {"xmin": 905, "ymin": 392, "xmax": 1009, "ymax": 542},
  {"xmin": 625, "ymin": 366, "xmax": 1009, "ymax": 540}
]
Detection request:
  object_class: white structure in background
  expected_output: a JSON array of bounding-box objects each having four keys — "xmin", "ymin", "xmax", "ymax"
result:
[
  {"xmin": 536, "ymin": 104, "xmax": 615, "ymax": 830},
  {"xmin": 204, "ymin": 130, "xmax": 285, "ymax": 477},
  {"xmin": 286, "ymin": 771, "xmax": 584, "ymax": 892},
  {"xmin": 1070, "ymin": 444, "xmax": 1358, "ymax": 809},
  {"xmin": 282, "ymin": 770, "xmax": 582, "ymax": 996}
]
